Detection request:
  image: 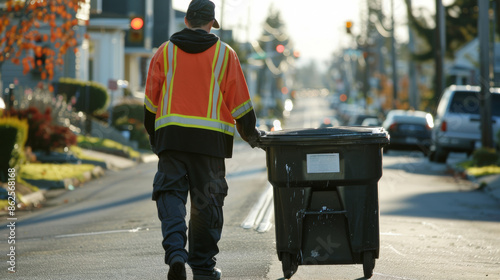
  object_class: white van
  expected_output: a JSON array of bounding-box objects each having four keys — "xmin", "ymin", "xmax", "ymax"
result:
[{"xmin": 429, "ymin": 85, "xmax": 500, "ymax": 163}]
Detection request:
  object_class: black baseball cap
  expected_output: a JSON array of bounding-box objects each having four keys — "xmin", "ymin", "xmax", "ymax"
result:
[{"xmin": 186, "ymin": 0, "xmax": 220, "ymax": 29}]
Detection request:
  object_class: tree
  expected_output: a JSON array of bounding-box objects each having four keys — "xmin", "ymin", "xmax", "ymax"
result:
[
  {"xmin": 0, "ymin": 0, "xmax": 87, "ymax": 84},
  {"xmin": 405, "ymin": 0, "xmax": 490, "ymax": 61}
]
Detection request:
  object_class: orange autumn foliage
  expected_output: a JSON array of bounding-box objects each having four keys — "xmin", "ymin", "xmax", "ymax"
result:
[{"xmin": 0, "ymin": 0, "xmax": 87, "ymax": 81}]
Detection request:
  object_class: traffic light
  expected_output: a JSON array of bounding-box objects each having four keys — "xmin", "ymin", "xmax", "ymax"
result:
[
  {"xmin": 131, "ymin": 17, "xmax": 144, "ymax": 30},
  {"xmin": 346, "ymin": 21, "xmax": 353, "ymax": 34},
  {"xmin": 127, "ymin": 17, "xmax": 144, "ymax": 46}
]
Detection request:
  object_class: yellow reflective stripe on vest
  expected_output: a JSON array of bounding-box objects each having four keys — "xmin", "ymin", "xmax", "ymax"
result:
[
  {"xmin": 211, "ymin": 42, "xmax": 227, "ymax": 119},
  {"xmin": 144, "ymin": 95, "xmax": 157, "ymax": 114},
  {"xmin": 216, "ymin": 47, "xmax": 230, "ymax": 119},
  {"xmin": 231, "ymin": 99, "xmax": 253, "ymax": 119},
  {"xmin": 155, "ymin": 114, "xmax": 235, "ymax": 135},
  {"xmin": 162, "ymin": 42, "xmax": 176, "ymax": 116},
  {"xmin": 208, "ymin": 41, "xmax": 221, "ymax": 118},
  {"xmin": 168, "ymin": 45, "xmax": 178, "ymax": 114}
]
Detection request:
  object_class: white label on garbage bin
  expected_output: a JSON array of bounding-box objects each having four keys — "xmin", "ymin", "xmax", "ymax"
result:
[{"xmin": 306, "ymin": 153, "xmax": 340, "ymax": 173}]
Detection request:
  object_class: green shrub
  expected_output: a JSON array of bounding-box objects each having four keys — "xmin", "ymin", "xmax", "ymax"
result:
[
  {"xmin": 0, "ymin": 118, "xmax": 28, "ymax": 182},
  {"xmin": 472, "ymin": 147, "xmax": 499, "ymax": 167},
  {"xmin": 112, "ymin": 101, "xmax": 144, "ymax": 123},
  {"xmin": 54, "ymin": 78, "xmax": 109, "ymax": 115}
]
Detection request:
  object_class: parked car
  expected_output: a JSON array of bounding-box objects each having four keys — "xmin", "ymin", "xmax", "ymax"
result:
[
  {"xmin": 429, "ymin": 85, "xmax": 500, "ymax": 163},
  {"xmin": 382, "ymin": 109, "xmax": 434, "ymax": 155},
  {"xmin": 347, "ymin": 114, "xmax": 381, "ymax": 126}
]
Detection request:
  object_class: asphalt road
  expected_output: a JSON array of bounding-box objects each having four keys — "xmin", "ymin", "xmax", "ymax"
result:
[{"xmin": 1, "ymin": 92, "xmax": 499, "ymax": 279}]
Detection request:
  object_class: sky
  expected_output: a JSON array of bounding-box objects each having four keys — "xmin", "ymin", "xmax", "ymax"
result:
[{"xmin": 173, "ymin": 0, "xmax": 453, "ymax": 67}]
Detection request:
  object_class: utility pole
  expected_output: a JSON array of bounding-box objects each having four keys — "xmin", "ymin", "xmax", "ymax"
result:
[
  {"xmin": 478, "ymin": 0, "xmax": 493, "ymax": 148},
  {"xmin": 491, "ymin": 1, "xmax": 498, "ymax": 86},
  {"xmin": 219, "ymin": 0, "xmax": 225, "ymax": 41},
  {"xmin": 407, "ymin": 0, "xmax": 419, "ymax": 109},
  {"xmin": 434, "ymin": 0, "xmax": 446, "ymax": 109},
  {"xmin": 391, "ymin": 0, "xmax": 398, "ymax": 109}
]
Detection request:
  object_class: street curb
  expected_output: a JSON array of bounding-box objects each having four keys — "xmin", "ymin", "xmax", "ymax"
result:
[
  {"xmin": 19, "ymin": 190, "xmax": 46, "ymax": 207},
  {"xmin": 139, "ymin": 153, "xmax": 158, "ymax": 163},
  {"xmin": 1, "ymin": 152, "xmax": 153, "ymax": 213},
  {"xmin": 448, "ymin": 164, "xmax": 500, "ymax": 202}
]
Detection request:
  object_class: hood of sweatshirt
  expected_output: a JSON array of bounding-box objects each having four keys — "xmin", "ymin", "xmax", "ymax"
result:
[{"xmin": 169, "ymin": 28, "xmax": 219, "ymax": 54}]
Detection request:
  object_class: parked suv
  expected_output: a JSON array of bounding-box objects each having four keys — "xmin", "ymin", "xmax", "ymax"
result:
[{"xmin": 429, "ymin": 85, "xmax": 500, "ymax": 163}]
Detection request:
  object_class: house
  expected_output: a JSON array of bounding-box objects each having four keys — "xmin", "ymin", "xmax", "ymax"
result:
[
  {"xmin": 0, "ymin": 0, "xmax": 175, "ymax": 104},
  {"xmin": 449, "ymin": 38, "xmax": 500, "ymax": 86}
]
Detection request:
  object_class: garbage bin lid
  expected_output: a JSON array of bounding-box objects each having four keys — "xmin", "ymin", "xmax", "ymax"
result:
[{"xmin": 260, "ymin": 126, "xmax": 390, "ymax": 146}]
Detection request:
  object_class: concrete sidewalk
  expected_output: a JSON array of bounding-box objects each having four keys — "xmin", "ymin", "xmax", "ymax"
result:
[{"xmin": 78, "ymin": 148, "xmax": 158, "ymax": 170}]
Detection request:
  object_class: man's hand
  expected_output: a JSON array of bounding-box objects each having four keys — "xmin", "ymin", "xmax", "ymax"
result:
[{"xmin": 248, "ymin": 129, "xmax": 267, "ymax": 149}]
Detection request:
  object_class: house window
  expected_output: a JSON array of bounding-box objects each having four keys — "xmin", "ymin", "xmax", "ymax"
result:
[{"xmin": 90, "ymin": 0, "xmax": 102, "ymax": 14}]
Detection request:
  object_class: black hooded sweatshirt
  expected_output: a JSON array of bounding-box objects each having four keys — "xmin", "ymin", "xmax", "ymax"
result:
[{"xmin": 144, "ymin": 28, "xmax": 259, "ymax": 158}]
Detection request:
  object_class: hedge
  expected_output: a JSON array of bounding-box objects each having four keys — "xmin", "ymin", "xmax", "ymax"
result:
[
  {"xmin": 0, "ymin": 118, "xmax": 28, "ymax": 182},
  {"xmin": 112, "ymin": 101, "xmax": 149, "ymax": 150},
  {"xmin": 54, "ymin": 77, "xmax": 109, "ymax": 115}
]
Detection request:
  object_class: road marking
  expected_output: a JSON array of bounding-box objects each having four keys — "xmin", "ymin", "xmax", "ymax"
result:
[
  {"xmin": 385, "ymin": 244, "xmax": 406, "ymax": 256},
  {"xmin": 54, "ymin": 227, "xmax": 148, "ymax": 238},
  {"xmin": 256, "ymin": 201, "xmax": 274, "ymax": 233},
  {"xmin": 241, "ymin": 184, "xmax": 274, "ymax": 232}
]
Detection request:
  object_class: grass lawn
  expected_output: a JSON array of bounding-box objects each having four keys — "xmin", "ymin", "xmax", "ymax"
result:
[
  {"xmin": 19, "ymin": 163, "xmax": 96, "ymax": 181},
  {"xmin": 77, "ymin": 135, "xmax": 141, "ymax": 159},
  {"xmin": 464, "ymin": 165, "xmax": 500, "ymax": 177},
  {"xmin": 458, "ymin": 160, "xmax": 500, "ymax": 177}
]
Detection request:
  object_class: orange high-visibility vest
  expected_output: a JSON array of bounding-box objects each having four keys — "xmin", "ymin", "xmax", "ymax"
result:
[{"xmin": 144, "ymin": 39, "xmax": 253, "ymax": 158}]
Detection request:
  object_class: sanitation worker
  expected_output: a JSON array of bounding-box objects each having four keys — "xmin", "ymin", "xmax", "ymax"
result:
[{"xmin": 143, "ymin": 0, "xmax": 260, "ymax": 279}]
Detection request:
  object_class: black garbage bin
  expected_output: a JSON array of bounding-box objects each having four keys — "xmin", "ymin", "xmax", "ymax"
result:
[{"xmin": 259, "ymin": 126, "xmax": 389, "ymax": 279}]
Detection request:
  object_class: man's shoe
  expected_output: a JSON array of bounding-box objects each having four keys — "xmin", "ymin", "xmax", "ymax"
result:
[
  {"xmin": 167, "ymin": 256, "xmax": 186, "ymax": 280},
  {"xmin": 193, "ymin": 267, "xmax": 221, "ymax": 280}
]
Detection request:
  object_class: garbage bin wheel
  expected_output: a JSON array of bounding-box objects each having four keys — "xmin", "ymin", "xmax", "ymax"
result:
[
  {"xmin": 281, "ymin": 252, "xmax": 298, "ymax": 279},
  {"xmin": 362, "ymin": 251, "xmax": 375, "ymax": 279}
]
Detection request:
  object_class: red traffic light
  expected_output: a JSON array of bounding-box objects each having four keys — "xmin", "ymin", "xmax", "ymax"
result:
[
  {"xmin": 276, "ymin": 44, "xmax": 285, "ymax": 53},
  {"xmin": 131, "ymin": 17, "xmax": 144, "ymax": 30}
]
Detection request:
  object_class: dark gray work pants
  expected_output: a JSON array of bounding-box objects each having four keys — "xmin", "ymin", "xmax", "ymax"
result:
[{"xmin": 153, "ymin": 150, "xmax": 228, "ymax": 276}]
